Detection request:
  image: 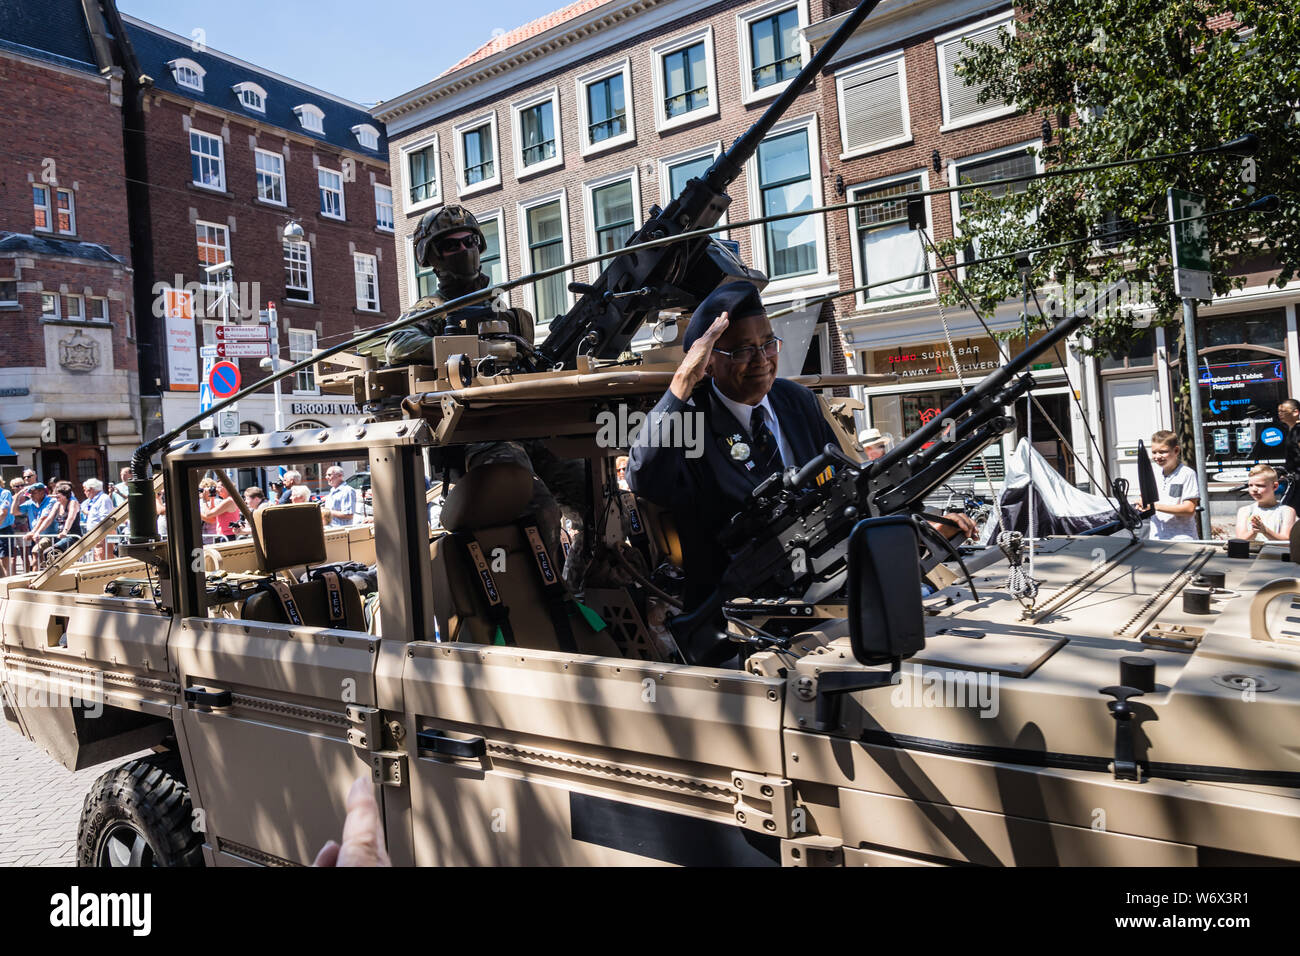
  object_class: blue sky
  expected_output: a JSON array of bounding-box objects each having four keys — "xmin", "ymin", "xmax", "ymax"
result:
[{"xmin": 119, "ymin": 0, "xmax": 571, "ymax": 105}]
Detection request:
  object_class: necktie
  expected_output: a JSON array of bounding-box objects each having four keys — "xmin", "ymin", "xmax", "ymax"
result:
[{"xmin": 749, "ymin": 406, "xmax": 782, "ymax": 478}]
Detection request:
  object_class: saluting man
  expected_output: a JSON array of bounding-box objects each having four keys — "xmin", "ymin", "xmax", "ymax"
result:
[{"xmin": 627, "ymin": 282, "xmax": 843, "ymax": 614}]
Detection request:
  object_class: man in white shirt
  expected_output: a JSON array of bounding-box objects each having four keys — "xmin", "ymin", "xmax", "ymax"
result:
[
  {"xmin": 81, "ymin": 478, "xmax": 116, "ymax": 559},
  {"xmin": 321, "ymin": 467, "xmax": 360, "ymax": 528},
  {"xmin": 1143, "ymin": 429, "xmax": 1201, "ymax": 540}
]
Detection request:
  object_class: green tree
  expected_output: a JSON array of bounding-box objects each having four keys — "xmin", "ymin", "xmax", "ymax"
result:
[{"xmin": 937, "ymin": 0, "xmax": 1299, "ymax": 364}]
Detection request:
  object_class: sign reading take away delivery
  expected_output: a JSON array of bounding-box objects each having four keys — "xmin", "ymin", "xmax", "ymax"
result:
[{"xmin": 1168, "ymin": 188, "xmax": 1213, "ymax": 300}]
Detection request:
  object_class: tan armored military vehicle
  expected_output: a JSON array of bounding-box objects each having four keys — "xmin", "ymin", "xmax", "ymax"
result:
[{"xmin": 4, "ymin": 0, "xmax": 1296, "ymax": 867}]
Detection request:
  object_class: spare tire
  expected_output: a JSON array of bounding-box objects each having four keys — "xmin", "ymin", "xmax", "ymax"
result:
[{"xmin": 77, "ymin": 751, "xmax": 204, "ymax": 867}]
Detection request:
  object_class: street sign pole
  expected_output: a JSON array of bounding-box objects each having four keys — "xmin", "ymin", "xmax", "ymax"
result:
[
  {"xmin": 268, "ymin": 302, "xmax": 283, "ymax": 433},
  {"xmin": 1169, "ymin": 188, "xmax": 1213, "ymax": 539},
  {"xmin": 1182, "ymin": 299, "xmax": 1212, "ymax": 539}
]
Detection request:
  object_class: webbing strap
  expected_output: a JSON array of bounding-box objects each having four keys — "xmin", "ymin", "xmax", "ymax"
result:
[
  {"xmin": 619, "ymin": 492, "xmax": 653, "ymax": 567},
  {"xmin": 321, "ymin": 571, "xmax": 345, "ymax": 626},
  {"xmin": 265, "ymin": 579, "xmax": 303, "ymax": 626},
  {"xmin": 519, "ymin": 522, "xmax": 577, "ymax": 653},
  {"xmin": 453, "ymin": 531, "xmax": 513, "ymax": 645}
]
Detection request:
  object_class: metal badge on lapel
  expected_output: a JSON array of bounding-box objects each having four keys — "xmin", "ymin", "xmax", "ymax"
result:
[{"xmin": 730, "ymin": 441, "xmax": 751, "ymax": 462}]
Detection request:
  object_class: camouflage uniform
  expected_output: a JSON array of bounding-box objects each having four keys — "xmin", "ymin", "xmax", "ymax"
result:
[{"xmin": 384, "ymin": 204, "xmax": 533, "ymax": 367}]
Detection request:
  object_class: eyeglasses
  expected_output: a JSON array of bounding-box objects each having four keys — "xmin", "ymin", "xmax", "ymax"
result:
[
  {"xmin": 435, "ymin": 234, "xmax": 479, "ymax": 255},
  {"xmin": 712, "ymin": 337, "xmax": 782, "ymax": 364}
]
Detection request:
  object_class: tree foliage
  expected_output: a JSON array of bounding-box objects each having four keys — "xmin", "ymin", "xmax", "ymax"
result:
[{"xmin": 936, "ymin": 0, "xmax": 1300, "ymax": 359}]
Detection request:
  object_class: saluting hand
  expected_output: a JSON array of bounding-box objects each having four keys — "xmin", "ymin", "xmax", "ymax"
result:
[{"xmin": 671, "ymin": 313, "xmax": 729, "ymax": 401}]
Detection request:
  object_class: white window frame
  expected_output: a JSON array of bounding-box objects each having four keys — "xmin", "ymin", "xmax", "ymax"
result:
[
  {"xmin": 0, "ymin": 281, "xmax": 18, "ymax": 307},
  {"xmin": 32, "ymin": 184, "xmax": 52, "ymax": 232},
  {"xmin": 835, "ymin": 48, "xmax": 911, "ymax": 159},
  {"xmin": 90, "ymin": 296, "xmax": 109, "ymax": 323},
  {"xmin": 283, "ymin": 239, "xmax": 314, "ymax": 303},
  {"xmin": 190, "ymin": 129, "xmax": 226, "ymax": 192},
  {"xmin": 169, "ymin": 58, "xmax": 205, "ymax": 92},
  {"xmin": 254, "ymin": 148, "xmax": 286, "ymax": 206},
  {"xmin": 582, "ymin": 168, "xmax": 642, "ymax": 282},
  {"xmin": 651, "ymin": 26, "xmax": 719, "ymax": 133},
  {"xmin": 845, "ymin": 167, "xmax": 935, "ymax": 311},
  {"xmin": 352, "ymin": 124, "xmax": 381, "ymax": 151},
  {"xmin": 400, "ymin": 132, "xmax": 441, "ymax": 214},
  {"xmin": 511, "ymin": 88, "xmax": 564, "ymax": 179},
  {"xmin": 516, "ymin": 190, "xmax": 573, "ymax": 331},
  {"xmin": 353, "ymin": 252, "xmax": 381, "ymax": 312},
  {"xmin": 476, "ymin": 208, "xmax": 508, "ymax": 288},
  {"xmin": 294, "ymin": 103, "xmax": 326, "ymax": 134},
  {"xmin": 737, "ymin": 0, "xmax": 809, "ymax": 106},
  {"xmin": 947, "ymin": 138, "xmax": 1043, "ymax": 277},
  {"xmin": 374, "ymin": 184, "xmax": 394, "ymax": 231},
  {"xmin": 744, "ymin": 113, "xmax": 832, "ymax": 296},
  {"xmin": 194, "ymin": 219, "xmax": 231, "ymax": 290},
  {"xmin": 54, "ymin": 187, "xmax": 76, "ymax": 235},
  {"xmin": 935, "ymin": 11, "xmax": 1017, "ymax": 132},
  {"xmin": 41, "ymin": 292, "xmax": 59, "ymax": 318},
  {"xmin": 452, "ymin": 112, "xmax": 501, "ymax": 197},
  {"xmin": 318, "ymin": 167, "xmax": 346, "ymax": 220},
  {"xmin": 232, "ymin": 82, "xmax": 267, "ymax": 113},
  {"xmin": 404, "ymin": 235, "xmax": 437, "ymax": 308},
  {"xmin": 287, "ymin": 328, "xmax": 319, "ymax": 396},
  {"xmin": 63, "ymin": 294, "xmax": 85, "ymax": 321},
  {"xmin": 658, "ymin": 141, "xmax": 728, "ymax": 238},
  {"xmin": 575, "ymin": 58, "xmax": 635, "ymax": 157}
]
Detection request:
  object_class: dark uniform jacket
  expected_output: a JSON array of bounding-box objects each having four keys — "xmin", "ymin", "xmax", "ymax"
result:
[{"xmin": 626, "ymin": 377, "xmax": 839, "ymax": 612}]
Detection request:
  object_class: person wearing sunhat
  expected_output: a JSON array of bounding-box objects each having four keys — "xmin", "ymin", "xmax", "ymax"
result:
[
  {"xmin": 858, "ymin": 427, "xmax": 890, "ymax": 461},
  {"xmin": 626, "ymin": 281, "xmax": 842, "ymax": 623}
]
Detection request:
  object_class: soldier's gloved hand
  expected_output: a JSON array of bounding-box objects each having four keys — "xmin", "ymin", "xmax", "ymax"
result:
[
  {"xmin": 312, "ymin": 776, "xmax": 392, "ymax": 867},
  {"xmin": 670, "ymin": 313, "xmax": 729, "ymax": 401}
]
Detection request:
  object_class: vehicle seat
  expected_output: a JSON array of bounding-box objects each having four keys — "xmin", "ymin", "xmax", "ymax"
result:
[
  {"xmin": 429, "ymin": 462, "xmax": 620, "ymax": 656},
  {"xmin": 241, "ymin": 503, "xmax": 365, "ymax": 629}
]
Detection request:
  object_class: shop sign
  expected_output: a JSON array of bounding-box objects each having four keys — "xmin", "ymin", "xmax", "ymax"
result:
[
  {"xmin": 1199, "ymin": 355, "xmax": 1287, "ymax": 464},
  {"xmin": 289, "ymin": 401, "xmax": 360, "ymax": 416},
  {"xmin": 866, "ymin": 333, "xmax": 1060, "ymax": 384}
]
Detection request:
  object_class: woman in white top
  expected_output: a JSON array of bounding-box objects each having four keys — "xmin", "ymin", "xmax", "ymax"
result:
[{"xmin": 1234, "ymin": 464, "xmax": 1297, "ymax": 542}]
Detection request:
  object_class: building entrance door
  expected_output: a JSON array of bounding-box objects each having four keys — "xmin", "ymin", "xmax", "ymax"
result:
[{"xmin": 1103, "ymin": 374, "xmax": 1161, "ymax": 489}]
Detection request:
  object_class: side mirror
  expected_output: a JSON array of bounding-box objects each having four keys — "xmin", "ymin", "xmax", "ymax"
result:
[{"xmin": 848, "ymin": 516, "xmax": 926, "ymax": 666}]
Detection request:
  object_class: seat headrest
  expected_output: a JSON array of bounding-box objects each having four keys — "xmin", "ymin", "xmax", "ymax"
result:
[
  {"xmin": 441, "ymin": 462, "xmax": 534, "ymax": 532},
  {"xmin": 253, "ymin": 503, "xmax": 327, "ymax": 571}
]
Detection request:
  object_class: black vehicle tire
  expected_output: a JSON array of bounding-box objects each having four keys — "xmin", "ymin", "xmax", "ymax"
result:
[{"xmin": 76, "ymin": 751, "xmax": 205, "ymax": 867}]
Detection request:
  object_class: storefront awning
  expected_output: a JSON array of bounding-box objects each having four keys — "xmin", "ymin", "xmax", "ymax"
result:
[{"xmin": 0, "ymin": 425, "xmax": 15, "ymax": 464}]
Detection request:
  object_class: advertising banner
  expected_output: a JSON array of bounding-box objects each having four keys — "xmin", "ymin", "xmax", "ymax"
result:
[{"xmin": 163, "ymin": 289, "xmax": 199, "ymax": 391}]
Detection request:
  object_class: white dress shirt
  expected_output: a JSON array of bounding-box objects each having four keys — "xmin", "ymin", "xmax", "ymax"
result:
[{"xmin": 711, "ymin": 382, "xmax": 793, "ymax": 467}]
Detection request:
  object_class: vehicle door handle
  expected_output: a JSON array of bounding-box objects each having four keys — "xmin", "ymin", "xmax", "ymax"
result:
[
  {"xmin": 184, "ymin": 686, "xmax": 232, "ymax": 708},
  {"xmin": 416, "ymin": 729, "xmax": 486, "ymax": 758}
]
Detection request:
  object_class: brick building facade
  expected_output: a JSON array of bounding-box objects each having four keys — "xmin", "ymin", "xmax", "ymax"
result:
[
  {"xmin": 0, "ymin": 0, "xmax": 141, "ymax": 482},
  {"xmin": 375, "ymin": 0, "xmax": 849, "ymax": 382},
  {"xmin": 117, "ymin": 13, "xmax": 398, "ymax": 474}
]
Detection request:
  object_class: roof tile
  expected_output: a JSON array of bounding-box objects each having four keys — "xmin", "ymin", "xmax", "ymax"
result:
[{"xmin": 439, "ymin": 0, "xmax": 610, "ymax": 77}]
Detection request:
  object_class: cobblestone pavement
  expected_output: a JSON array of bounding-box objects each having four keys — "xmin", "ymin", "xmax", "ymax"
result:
[{"xmin": 0, "ymin": 725, "xmax": 135, "ymax": 866}]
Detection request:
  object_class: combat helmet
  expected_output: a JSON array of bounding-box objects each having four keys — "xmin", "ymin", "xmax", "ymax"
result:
[{"xmin": 413, "ymin": 203, "xmax": 487, "ymax": 268}]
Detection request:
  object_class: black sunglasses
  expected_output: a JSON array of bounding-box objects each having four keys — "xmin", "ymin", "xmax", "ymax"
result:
[{"xmin": 435, "ymin": 234, "xmax": 479, "ymax": 254}]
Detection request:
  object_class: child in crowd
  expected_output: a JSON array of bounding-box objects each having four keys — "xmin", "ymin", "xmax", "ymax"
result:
[
  {"xmin": 1234, "ymin": 464, "xmax": 1296, "ymax": 542},
  {"xmin": 1143, "ymin": 430, "xmax": 1201, "ymax": 540}
]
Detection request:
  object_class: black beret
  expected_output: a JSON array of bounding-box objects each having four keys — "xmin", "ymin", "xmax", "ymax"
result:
[{"xmin": 681, "ymin": 281, "xmax": 765, "ymax": 350}]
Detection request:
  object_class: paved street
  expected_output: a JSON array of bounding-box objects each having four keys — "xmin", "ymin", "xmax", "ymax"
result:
[{"xmin": 0, "ymin": 725, "xmax": 118, "ymax": 866}]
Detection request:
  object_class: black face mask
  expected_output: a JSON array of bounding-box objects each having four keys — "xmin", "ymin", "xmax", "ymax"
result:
[{"xmin": 433, "ymin": 246, "xmax": 482, "ymax": 285}]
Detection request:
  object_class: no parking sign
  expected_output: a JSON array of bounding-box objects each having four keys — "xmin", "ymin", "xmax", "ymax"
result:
[{"xmin": 208, "ymin": 360, "xmax": 241, "ymax": 399}]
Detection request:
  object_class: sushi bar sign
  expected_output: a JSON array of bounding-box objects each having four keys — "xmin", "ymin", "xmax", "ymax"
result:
[{"xmin": 867, "ymin": 334, "xmax": 1060, "ymax": 383}]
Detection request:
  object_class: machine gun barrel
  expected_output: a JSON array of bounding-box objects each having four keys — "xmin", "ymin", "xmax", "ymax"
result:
[{"xmin": 538, "ymin": 0, "xmax": 884, "ymax": 367}]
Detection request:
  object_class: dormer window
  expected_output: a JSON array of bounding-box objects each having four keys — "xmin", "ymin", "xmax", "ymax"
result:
[
  {"xmin": 352, "ymin": 124, "xmax": 380, "ymax": 151},
  {"xmin": 294, "ymin": 104, "xmax": 325, "ymax": 134},
  {"xmin": 168, "ymin": 58, "xmax": 206, "ymax": 92},
  {"xmin": 233, "ymin": 82, "xmax": 267, "ymax": 113}
]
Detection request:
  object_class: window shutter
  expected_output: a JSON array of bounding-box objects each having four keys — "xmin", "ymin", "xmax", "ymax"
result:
[
  {"xmin": 841, "ymin": 58, "xmax": 905, "ymax": 152},
  {"xmin": 941, "ymin": 21, "xmax": 1009, "ymax": 123}
]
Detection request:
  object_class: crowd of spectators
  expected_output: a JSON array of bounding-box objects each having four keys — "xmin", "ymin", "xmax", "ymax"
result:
[{"xmin": 1, "ymin": 464, "xmax": 369, "ymax": 575}]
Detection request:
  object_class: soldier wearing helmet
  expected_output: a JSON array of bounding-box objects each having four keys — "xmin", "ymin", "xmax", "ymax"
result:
[{"xmin": 384, "ymin": 204, "xmax": 534, "ymax": 366}]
